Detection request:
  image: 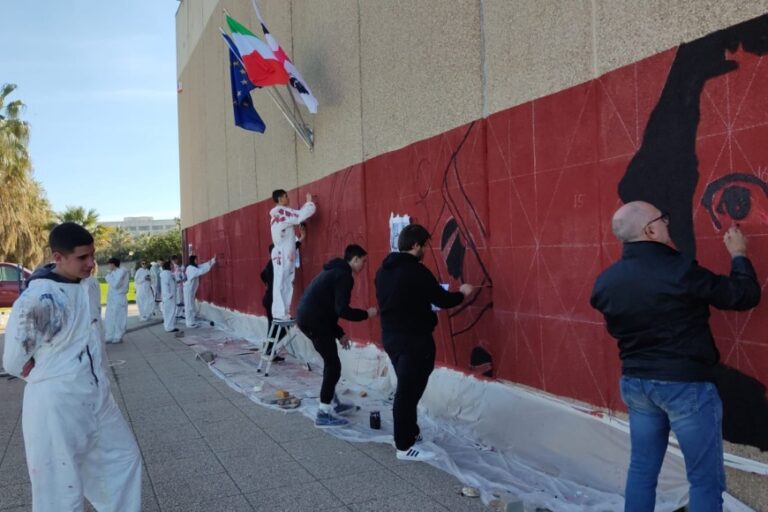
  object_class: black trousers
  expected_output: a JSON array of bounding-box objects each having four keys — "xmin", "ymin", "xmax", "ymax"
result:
[
  {"xmin": 383, "ymin": 333, "xmax": 435, "ymax": 451},
  {"xmin": 301, "ymin": 326, "xmax": 341, "ymax": 405}
]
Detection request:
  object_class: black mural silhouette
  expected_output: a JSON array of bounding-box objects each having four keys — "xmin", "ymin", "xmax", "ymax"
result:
[
  {"xmin": 441, "ymin": 219, "xmax": 466, "ymax": 280},
  {"xmin": 714, "ymin": 364, "xmax": 768, "ymax": 451},
  {"xmin": 619, "ymin": 14, "xmax": 768, "ymax": 259},
  {"xmin": 620, "ymin": 14, "xmax": 768, "ymax": 450},
  {"xmin": 413, "ymin": 121, "xmax": 494, "ymax": 372},
  {"xmin": 701, "ymin": 172, "xmax": 768, "ymax": 229}
]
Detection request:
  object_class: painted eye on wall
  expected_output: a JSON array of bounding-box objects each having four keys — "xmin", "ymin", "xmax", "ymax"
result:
[
  {"xmin": 441, "ymin": 218, "xmax": 465, "ymax": 280},
  {"xmin": 700, "ymin": 172, "xmax": 768, "ymax": 230}
]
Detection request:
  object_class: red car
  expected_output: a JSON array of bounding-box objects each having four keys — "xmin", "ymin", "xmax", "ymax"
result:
[{"xmin": 0, "ymin": 263, "xmax": 32, "ymax": 308}]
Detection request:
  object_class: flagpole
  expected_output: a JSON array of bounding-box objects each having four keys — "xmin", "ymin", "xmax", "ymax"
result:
[{"xmin": 266, "ymin": 87, "xmax": 314, "ymax": 150}]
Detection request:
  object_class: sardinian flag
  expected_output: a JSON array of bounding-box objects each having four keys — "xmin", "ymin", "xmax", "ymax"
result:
[{"xmin": 252, "ymin": 0, "xmax": 318, "ymax": 114}]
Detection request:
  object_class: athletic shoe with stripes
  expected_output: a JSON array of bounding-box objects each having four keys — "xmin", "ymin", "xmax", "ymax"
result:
[{"xmin": 396, "ymin": 447, "xmax": 435, "ymax": 461}]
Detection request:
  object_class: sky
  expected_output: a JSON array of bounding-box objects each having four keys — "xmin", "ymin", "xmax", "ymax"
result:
[{"xmin": 1, "ymin": 1, "xmax": 181, "ymax": 222}]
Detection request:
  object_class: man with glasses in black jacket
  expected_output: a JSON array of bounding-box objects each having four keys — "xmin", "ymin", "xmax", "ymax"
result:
[{"xmin": 591, "ymin": 201, "xmax": 760, "ymax": 511}]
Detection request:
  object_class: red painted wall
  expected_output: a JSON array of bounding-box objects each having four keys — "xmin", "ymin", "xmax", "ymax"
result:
[{"xmin": 186, "ymin": 32, "xmax": 768, "ymax": 416}]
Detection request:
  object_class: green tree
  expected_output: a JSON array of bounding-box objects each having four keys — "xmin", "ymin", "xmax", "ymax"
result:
[
  {"xmin": 96, "ymin": 227, "xmax": 136, "ymax": 263},
  {"xmin": 0, "ymin": 83, "xmax": 53, "ymax": 266},
  {"xmin": 142, "ymin": 228, "xmax": 182, "ymax": 263}
]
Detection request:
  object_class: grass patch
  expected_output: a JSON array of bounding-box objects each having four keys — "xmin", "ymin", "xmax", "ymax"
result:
[{"xmin": 99, "ymin": 281, "xmax": 136, "ymax": 306}]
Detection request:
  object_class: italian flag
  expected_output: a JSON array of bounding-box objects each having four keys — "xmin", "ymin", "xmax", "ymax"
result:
[{"xmin": 226, "ymin": 15, "xmax": 290, "ymax": 87}]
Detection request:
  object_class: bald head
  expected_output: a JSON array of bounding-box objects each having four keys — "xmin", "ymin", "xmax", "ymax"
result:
[{"xmin": 612, "ymin": 201, "xmax": 661, "ymax": 242}]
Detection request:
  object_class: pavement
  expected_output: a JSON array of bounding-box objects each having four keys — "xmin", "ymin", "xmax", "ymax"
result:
[{"xmin": 0, "ymin": 309, "xmax": 490, "ymax": 512}]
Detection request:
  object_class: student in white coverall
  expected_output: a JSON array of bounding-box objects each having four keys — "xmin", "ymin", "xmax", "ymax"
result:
[
  {"xmin": 134, "ymin": 260, "xmax": 153, "ymax": 321},
  {"xmin": 104, "ymin": 257, "xmax": 129, "ymax": 343},
  {"xmin": 183, "ymin": 255, "xmax": 216, "ymax": 328},
  {"xmin": 159, "ymin": 260, "xmax": 178, "ymax": 332},
  {"xmin": 2, "ymin": 222, "xmax": 141, "ymax": 512},
  {"xmin": 171, "ymin": 255, "xmax": 185, "ymax": 318},
  {"xmin": 269, "ymin": 189, "xmax": 316, "ymax": 320}
]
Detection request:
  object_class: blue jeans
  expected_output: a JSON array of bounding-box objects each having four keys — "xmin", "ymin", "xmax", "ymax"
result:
[{"xmin": 620, "ymin": 377, "xmax": 725, "ymax": 512}]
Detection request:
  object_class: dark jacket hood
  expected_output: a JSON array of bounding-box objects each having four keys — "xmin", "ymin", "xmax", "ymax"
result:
[
  {"xmin": 28, "ymin": 263, "xmax": 81, "ymax": 284},
  {"xmin": 381, "ymin": 252, "xmax": 418, "ymax": 269},
  {"xmin": 323, "ymin": 258, "xmax": 351, "ymax": 272}
]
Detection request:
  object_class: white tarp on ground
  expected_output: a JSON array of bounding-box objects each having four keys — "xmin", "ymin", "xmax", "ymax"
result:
[{"xmin": 192, "ymin": 302, "xmax": 753, "ymax": 512}]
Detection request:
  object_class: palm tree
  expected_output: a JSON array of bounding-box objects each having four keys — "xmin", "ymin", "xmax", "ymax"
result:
[
  {"xmin": 54, "ymin": 206, "xmax": 100, "ymax": 231},
  {"xmin": 0, "ymin": 83, "xmax": 52, "ymax": 267},
  {"xmin": 52, "ymin": 206, "xmax": 111, "ymax": 253}
]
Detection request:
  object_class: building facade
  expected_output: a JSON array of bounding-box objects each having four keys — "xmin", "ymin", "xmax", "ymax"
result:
[
  {"xmin": 102, "ymin": 216, "xmax": 179, "ymax": 237},
  {"xmin": 177, "ymin": 1, "xmax": 768, "ymax": 504}
]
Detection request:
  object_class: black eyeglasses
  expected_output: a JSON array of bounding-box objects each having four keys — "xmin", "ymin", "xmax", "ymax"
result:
[{"xmin": 645, "ymin": 211, "xmax": 670, "ymax": 230}]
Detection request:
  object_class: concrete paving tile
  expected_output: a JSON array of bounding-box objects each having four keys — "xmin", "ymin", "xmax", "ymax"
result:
[
  {"xmin": 286, "ymin": 443, "xmax": 381, "ymax": 480},
  {"xmin": 354, "ymin": 442, "xmax": 398, "ymax": 467},
  {"xmin": 182, "ymin": 400, "xmax": 248, "ymax": 422},
  {"xmin": 261, "ymin": 415, "xmax": 327, "ymax": 443},
  {"xmin": 124, "ymin": 396, "xmax": 179, "ymax": 414},
  {"xmin": 171, "ymin": 391, "xmax": 226, "ymax": 406},
  {"xmin": 389, "ymin": 461, "xmax": 466, "ymax": 496},
  {"xmin": 430, "ymin": 490, "xmax": 491, "ymax": 512},
  {"xmin": 196, "ymin": 418, "xmax": 263, "ymax": 440},
  {"xmin": 216, "ymin": 442, "xmax": 294, "ymax": 467},
  {"xmin": 320, "ymin": 468, "xmax": 416, "ymax": 505},
  {"xmin": 282, "ymin": 435, "xmax": 357, "ymax": 458},
  {"xmin": 121, "ymin": 390, "xmax": 175, "ymax": 405},
  {"xmin": 347, "ymin": 492, "xmax": 450, "ymax": 512},
  {"xmin": 0, "ymin": 445, "xmax": 27, "ymax": 467},
  {"xmin": 163, "ymin": 494, "xmax": 255, "ymax": 512},
  {"xmin": 129, "ymin": 408, "xmax": 189, "ymax": 428},
  {"xmin": 0, "ymin": 482, "xmax": 31, "ymax": 509},
  {"xmin": 245, "ymin": 480, "xmax": 344, "ymax": 512},
  {"xmin": 0, "ymin": 455, "xmax": 29, "ymax": 486},
  {"xmin": 203, "ymin": 430, "xmax": 274, "ymax": 453},
  {"xmin": 224, "ymin": 457, "xmax": 315, "ymax": 493},
  {"xmin": 153, "ymin": 472, "xmax": 240, "ymax": 509},
  {"xmin": 144, "ymin": 449, "xmax": 226, "ymax": 484},
  {"xmin": 140, "ymin": 437, "xmax": 212, "ymax": 465},
  {"xmin": 134, "ymin": 422, "xmax": 201, "ymax": 446}
]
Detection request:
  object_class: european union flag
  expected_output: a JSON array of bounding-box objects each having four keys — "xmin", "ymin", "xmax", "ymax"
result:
[{"xmin": 222, "ymin": 33, "xmax": 266, "ymax": 133}]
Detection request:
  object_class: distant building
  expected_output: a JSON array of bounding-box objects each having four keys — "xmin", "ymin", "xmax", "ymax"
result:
[{"xmin": 102, "ymin": 216, "xmax": 178, "ymax": 237}]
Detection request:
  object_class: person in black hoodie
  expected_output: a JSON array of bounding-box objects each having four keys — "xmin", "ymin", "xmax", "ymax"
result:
[
  {"xmin": 297, "ymin": 244, "xmax": 377, "ymax": 428},
  {"xmin": 375, "ymin": 224, "xmax": 474, "ymax": 461},
  {"xmin": 590, "ymin": 201, "xmax": 760, "ymax": 511}
]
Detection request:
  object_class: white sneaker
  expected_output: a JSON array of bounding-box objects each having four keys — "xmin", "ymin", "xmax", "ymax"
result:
[{"xmin": 396, "ymin": 447, "xmax": 435, "ymax": 461}]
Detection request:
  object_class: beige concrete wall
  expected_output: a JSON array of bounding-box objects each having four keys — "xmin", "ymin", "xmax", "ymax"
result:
[{"xmin": 176, "ymin": 0, "xmax": 768, "ymax": 227}]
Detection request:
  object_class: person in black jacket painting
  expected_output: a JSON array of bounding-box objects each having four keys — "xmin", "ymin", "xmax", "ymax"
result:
[
  {"xmin": 297, "ymin": 244, "xmax": 377, "ymax": 428},
  {"xmin": 375, "ymin": 224, "xmax": 474, "ymax": 462},
  {"xmin": 590, "ymin": 201, "xmax": 760, "ymax": 512}
]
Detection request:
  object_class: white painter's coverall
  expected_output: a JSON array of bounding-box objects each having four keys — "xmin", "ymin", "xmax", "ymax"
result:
[
  {"xmin": 2, "ymin": 271, "xmax": 141, "ymax": 512},
  {"xmin": 269, "ymin": 201, "xmax": 315, "ymax": 319},
  {"xmin": 104, "ymin": 267, "xmax": 129, "ymax": 343},
  {"xmin": 133, "ymin": 267, "xmax": 153, "ymax": 321},
  {"xmin": 172, "ymin": 263, "xmax": 185, "ymax": 317},
  {"xmin": 159, "ymin": 269, "xmax": 177, "ymax": 332},
  {"xmin": 183, "ymin": 258, "xmax": 215, "ymax": 327}
]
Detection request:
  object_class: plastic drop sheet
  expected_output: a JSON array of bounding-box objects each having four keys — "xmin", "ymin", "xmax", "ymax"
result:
[{"xmin": 187, "ymin": 305, "xmax": 753, "ymax": 512}]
